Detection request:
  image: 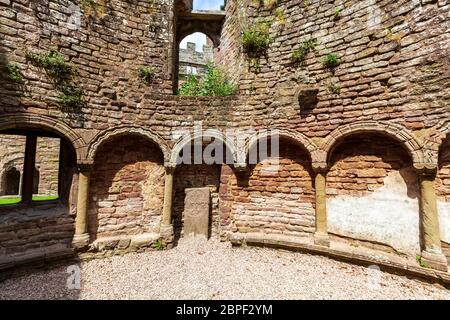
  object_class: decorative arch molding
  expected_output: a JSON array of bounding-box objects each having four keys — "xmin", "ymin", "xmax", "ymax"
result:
[
  {"xmin": 320, "ymin": 121, "xmax": 426, "ymax": 170},
  {"xmin": 0, "ymin": 113, "xmax": 86, "ymax": 163},
  {"xmin": 244, "ymin": 128, "xmax": 318, "ymax": 167},
  {"xmin": 423, "ymin": 120, "xmax": 450, "ymax": 167},
  {"xmin": 86, "ymin": 125, "xmax": 171, "ymax": 164},
  {"xmin": 169, "ymin": 129, "xmax": 238, "ymax": 166}
]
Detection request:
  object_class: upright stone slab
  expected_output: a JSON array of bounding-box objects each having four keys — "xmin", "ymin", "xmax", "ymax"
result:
[{"xmin": 183, "ymin": 187, "xmax": 210, "ymax": 238}]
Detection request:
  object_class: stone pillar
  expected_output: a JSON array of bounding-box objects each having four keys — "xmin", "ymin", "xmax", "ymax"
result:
[
  {"xmin": 72, "ymin": 165, "xmax": 91, "ymax": 248},
  {"xmin": 418, "ymin": 170, "xmax": 448, "ymax": 272},
  {"xmin": 314, "ymin": 169, "xmax": 330, "ymax": 247},
  {"xmin": 161, "ymin": 165, "xmax": 176, "ymax": 242}
]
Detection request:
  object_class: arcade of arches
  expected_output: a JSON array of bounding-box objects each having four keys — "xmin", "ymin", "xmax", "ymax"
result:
[{"xmin": 0, "ymin": 0, "xmax": 449, "ymax": 282}]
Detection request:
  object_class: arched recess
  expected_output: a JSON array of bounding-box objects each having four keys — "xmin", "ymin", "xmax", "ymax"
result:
[
  {"xmin": 320, "ymin": 121, "xmax": 424, "ymax": 169},
  {"xmin": 170, "ymin": 129, "xmax": 235, "ymax": 240},
  {"xmin": 87, "ymin": 125, "xmax": 171, "ymax": 164},
  {"xmin": 170, "ymin": 129, "xmax": 237, "ymax": 165},
  {"xmin": 0, "ymin": 114, "xmax": 86, "ymax": 163},
  {"xmin": 88, "ymin": 132, "xmax": 166, "ymax": 241},
  {"xmin": 230, "ymin": 133, "xmax": 316, "ymax": 237},
  {"xmin": 325, "ymin": 128, "xmax": 421, "ymax": 255},
  {"xmin": 244, "ymin": 129, "xmax": 318, "ymax": 165}
]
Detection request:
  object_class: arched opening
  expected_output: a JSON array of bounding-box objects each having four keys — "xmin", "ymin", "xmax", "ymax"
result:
[
  {"xmin": 436, "ymin": 134, "xmax": 450, "ymax": 264},
  {"xmin": 230, "ymin": 137, "xmax": 315, "ymax": 237},
  {"xmin": 0, "ymin": 131, "xmax": 75, "ymax": 205},
  {"xmin": 3, "ymin": 167, "xmax": 20, "ymax": 196},
  {"xmin": 178, "ymin": 32, "xmax": 216, "ymax": 90},
  {"xmin": 327, "ymin": 133, "xmax": 420, "ymax": 254},
  {"xmin": 88, "ymin": 134, "xmax": 165, "ymax": 242},
  {"xmin": 172, "ymin": 0, "xmax": 226, "ymax": 92},
  {"xmin": 0, "ymin": 127, "xmax": 77, "ymax": 257}
]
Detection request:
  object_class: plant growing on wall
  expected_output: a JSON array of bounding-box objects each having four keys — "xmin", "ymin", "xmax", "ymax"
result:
[
  {"xmin": 26, "ymin": 51, "xmax": 72, "ymax": 78},
  {"xmin": 322, "ymin": 53, "xmax": 339, "ymax": 68},
  {"xmin": 178, "ymin": 63, "xmax": 236, "ymax": 97},
  {"xmin": 327, "ymin": 81, "xmax": 341, "ymax": 94},
  {"xmin": 138, "ymin": 66, "xmax": 155, "ymax": 83},
  {"xmin": 6, "ymin": 62, "xmax": 23, "ymax": 83},
  {"xmin": 242, "ymin": 23, "xmax": 272, "ymax": 58},
  {"xmin": 26, "ymin": 50, "xmax": 84, "ymax": 109},
  {"xmin": 291, "ymin": 38, "xmax": 317, "ymax": 64}
]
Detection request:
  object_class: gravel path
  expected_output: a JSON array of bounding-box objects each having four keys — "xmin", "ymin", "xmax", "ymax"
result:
[{"xmin": 1, "ymin": 237, "xmax": 449, "ymax": 300}]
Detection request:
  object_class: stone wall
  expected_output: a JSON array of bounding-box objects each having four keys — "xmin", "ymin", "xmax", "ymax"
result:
[
  {"xmin": 178, "ymin": 42, "xmax": 214, "ymax": 79},
  {"xmin": 0, "ymin": 135, "xmax": 25, "ymax": 196},
  {"xmin": 0, "ymin": 135, "xmax": 60, "ymax": 197},
  {"xmin": 0, "ymin": 0, "xmax": 449, "ymax": 272}
]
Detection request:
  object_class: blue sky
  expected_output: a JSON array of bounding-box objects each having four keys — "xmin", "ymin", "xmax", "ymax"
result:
[
  {"xmin": 193, "ymin": 0, "xmax": 224, "ymax": 10},
  {"xmin": 180, "ymin": 0, "xmax": 224, "ymax": 52}
]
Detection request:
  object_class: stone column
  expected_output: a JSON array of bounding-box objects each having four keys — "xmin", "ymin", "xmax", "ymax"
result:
[
  {"xmin": 72, "ymin": 165, "xmax": 91, "ymax": 248},
  {"xmin": 314, "ymin": 169, "xmax": 330, "ymax": 247},
  {"xmin": 161, "ymin": 165, "xmax": 176, "ymax": 241},
  {"xmin": 418, "ymin": 170, "xmax": 448, "ymax": 272}
]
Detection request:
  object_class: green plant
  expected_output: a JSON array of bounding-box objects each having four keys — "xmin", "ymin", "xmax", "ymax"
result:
[
  {"xmin": 153, "ymin": 239, "xmax": 164, "ymax": 250},
  {"xmin": 327, "ymin": 81, "xmax": 340, "ymax": 94},
  {"xmin": 322, "ymin": 53, "xmax": 339, "ymax": 68},
  {"xmin": 6, "ymin": 62, "xmax": 23, "ymax": 83},
  {"xmin": 138, "ymin": 66, "xmax": 155, "ymax": 83},
  {"xmin": 178, "ymin": 63, "xmax": 236, "ymax": 97},
  {"xmin": 26, "ymin": 50, "xmax": 72, "ymax": 79},
  {"xmin": 242, "ymin": 23, "xmax": 271, "ymax": 57},
  {"xmin": 416, "ymin": 255, "xmax": 429, "ymax": 268},
  {"xmin": 333, "ymin": 8, "xmax": 342, "ymax": 20},
  {"xmin": 57, "ymin": 83, "xmax": 84, "ymax": 108},
  {"xmin": 291, "ymin": 38, "xmax": 317, "ymax": 64}
]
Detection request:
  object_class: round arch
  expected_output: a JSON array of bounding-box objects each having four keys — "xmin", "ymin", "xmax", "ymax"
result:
[
  {"xmin": 86, "ymin": 125, "xmax": 171, "ymax": 164},
  {"xmin": 0, "ymin": 114, "xmax": 86, "ymax": 163},
  {"xmin": 244, "ymin": 129, "xmax": 318, "ymax": 165},
  {"xmin": 320, "ymin": 121, "xmax": 425, "ymax": 169},
  {"xmin": 170, "ymin": 129, "xmax": 237, "ymax": 165},
  {"xmin": 423, "ymin": 120, "xmax": 450, "ymax": 168}
]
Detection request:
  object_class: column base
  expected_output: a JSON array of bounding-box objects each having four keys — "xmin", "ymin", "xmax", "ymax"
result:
[
  {"xmin": 421, "ymin": 250, "xmax": 448, "ymax": 272},
  {"xmin": 160, "ymin": 224, "xmax": 174, "ymax": 244},
  {"xmin": 314, "ymin": 232, "xmax": 330, "ymax": 247},
  {"xmin": 72, "ymin": 233, "xmax": 90, "ymax": 249}
]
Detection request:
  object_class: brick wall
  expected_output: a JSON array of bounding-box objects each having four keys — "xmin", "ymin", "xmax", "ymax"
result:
[
  {"xmin": 88, "ymin": 136, "xmax": 165, "ymax": 240},
  {"xmin": 226, "ymin": 140, "xmax": 315, "ymax": 237},
  {"xmin": 173, "ymin": 164, "xmax": 221, "ymax": 239}
]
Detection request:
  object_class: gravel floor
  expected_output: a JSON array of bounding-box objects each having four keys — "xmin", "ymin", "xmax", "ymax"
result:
[{"xmin": 1, "ymin": 237, "xmax": 449, "ymax": 300}]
